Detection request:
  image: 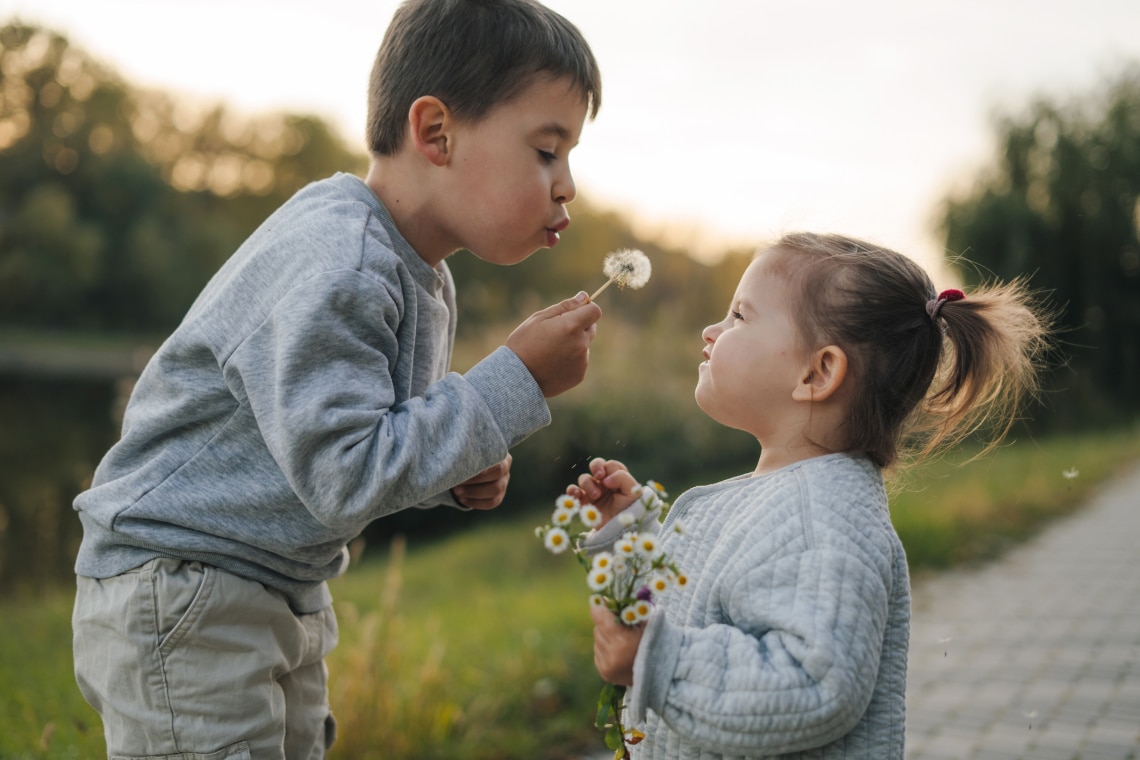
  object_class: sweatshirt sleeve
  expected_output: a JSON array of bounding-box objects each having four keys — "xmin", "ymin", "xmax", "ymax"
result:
[
  {"xmin": 223, "ymin": 269, "xmax": 549, "ymax": 533},
  {"xmin": 628, "ymin": 546, "xmax": 891, "ymax": 755}
]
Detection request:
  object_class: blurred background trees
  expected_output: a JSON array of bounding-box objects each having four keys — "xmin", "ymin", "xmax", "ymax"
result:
[
  {"xmin": 1, "ymin": 19, "xmax": 1137, "ymax": 591},
  {"xmin": 941, "ymin": 65, "xmax": 1140, "ymax": 429}
]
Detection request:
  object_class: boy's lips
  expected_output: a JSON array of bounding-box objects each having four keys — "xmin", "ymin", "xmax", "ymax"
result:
[{"xmin": 546, "ymin": 217, "xmax": 570, "ymax": 247}]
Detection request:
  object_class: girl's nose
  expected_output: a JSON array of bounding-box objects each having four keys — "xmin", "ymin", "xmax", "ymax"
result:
[{"xmin": 702, "ymin": 323, "xmax": 719, "ymax": 344}]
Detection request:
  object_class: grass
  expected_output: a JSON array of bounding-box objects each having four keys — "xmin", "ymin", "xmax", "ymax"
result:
[{"xmin": 2, "ymin": 429, "xmax": 1138, "ymax": 758}]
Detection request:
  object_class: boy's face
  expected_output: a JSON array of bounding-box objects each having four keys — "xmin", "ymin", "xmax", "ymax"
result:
[
  {"xmin": 695, "ymin": 254, "xmax": 810, "ymax": 439},
  {"xmin": 440, "ymin": 75, "xmax": 587, "ymax": 265}
]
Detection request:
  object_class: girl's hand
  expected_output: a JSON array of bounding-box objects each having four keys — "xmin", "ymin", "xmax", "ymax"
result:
[
  {"xmin": 590, "ymin": 601, "xmax": 643, "ymax": 687},
  {"xmin": 566, "ymin": 457, "xmax": 640, "ymax": 525},
  {"xmin": 451, "ymin": 454, "xmax": 512, "ymax": 510}
]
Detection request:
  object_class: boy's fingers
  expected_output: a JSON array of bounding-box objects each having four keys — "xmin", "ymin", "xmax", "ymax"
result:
[
  {"xmin": 564, "ymin": 300, "xmax": 603, "ymax": 331},
  {"xmin": 538, "ymin": 293, "xmax": 601, "ymax": 329}
]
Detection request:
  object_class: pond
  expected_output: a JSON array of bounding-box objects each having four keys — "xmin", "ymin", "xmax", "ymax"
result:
[{"xmin": 0, "ymin": 378, "xmax": 118, "ymax": 595}]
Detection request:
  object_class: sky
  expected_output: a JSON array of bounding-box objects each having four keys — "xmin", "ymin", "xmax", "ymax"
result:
[{"xmin": 3, "ymin": 0, "xmax": 1140, "ymax": 276}]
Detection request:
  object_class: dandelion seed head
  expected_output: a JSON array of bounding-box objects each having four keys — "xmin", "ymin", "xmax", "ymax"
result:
[{"xmin": 603, "ymin": 249, "xmax": 651, "ymax": 290}]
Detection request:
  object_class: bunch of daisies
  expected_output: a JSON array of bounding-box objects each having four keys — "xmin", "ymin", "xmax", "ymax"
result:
[
  {"xmin": 536, "ymin": 480, "xmax": 686, "ymax": 627},
  {"xmin": 535, "ymin": 480, "xmax": 685, "ymax": 757}
]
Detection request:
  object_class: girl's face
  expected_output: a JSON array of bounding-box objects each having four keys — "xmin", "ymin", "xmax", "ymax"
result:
[{"xmin": 695, "ymin": 254, "xmax": 810, "ymax": 439}]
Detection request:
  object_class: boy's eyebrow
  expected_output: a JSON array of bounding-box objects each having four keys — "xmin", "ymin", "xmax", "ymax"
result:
[{"xmin": 535, "ymin": 122, "xmax": 577, "ymax": 145}]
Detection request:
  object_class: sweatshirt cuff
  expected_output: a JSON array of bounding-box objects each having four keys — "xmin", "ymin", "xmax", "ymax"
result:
[
  {"xmin": 628, "ymin": 607, "xmax": 682, "ymax": 724},
  {"xmin": 463, "ymin": 346, "xmax": 551, "ymax": 448}
]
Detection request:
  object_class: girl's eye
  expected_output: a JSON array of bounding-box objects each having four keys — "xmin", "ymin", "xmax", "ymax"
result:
[
  {"xmin": 537, "ymin": 149, "xmax": 557, "ymax": 163},
  {"xmin": 731, "ymin": 310, "xmax": 744, "ymax": 321}
]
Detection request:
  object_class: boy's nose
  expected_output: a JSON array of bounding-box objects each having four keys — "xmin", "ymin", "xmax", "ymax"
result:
[
  {"xmin": 702, "ymin": 324, "xmax": 719, "ymax": 344},
  {"xmin": 553, "ymin": 168, "xmax": 576, "ymax": 204}
]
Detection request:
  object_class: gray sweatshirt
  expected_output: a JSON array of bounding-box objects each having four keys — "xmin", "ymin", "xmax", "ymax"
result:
[
  {"xmin": 73, "ymin": 173, "xmax": 551, "ymax": 613},
  {"xmin": 610, "ymin": 454, "xmax": 910, "ymax": 758}
]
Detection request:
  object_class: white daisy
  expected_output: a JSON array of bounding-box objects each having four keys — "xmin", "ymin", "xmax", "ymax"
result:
[
  {"xmin": 592, "ymin": 552, "xmax": 614, "ymax": 571},
  {"xmin": 587, "ymin": 567, "xmax": 613, "ymax": 592},
  {"xmin": 636, "ymin": 535, "xmax": 658, "ymax": 556},
  {"xmin": 619, "ymin": 605, "xmax": 641, "ymax": 625},
  {"xmin": 551, "ymin": 506, "xmax": 575, "ymax": 526},
  {"xmin": 555, "ymin": 494, "xmax": 580, "ymax": 512},
  {"xmin": 543, "ymin": 527, "xmax": 570, "ymax": 554},
  {"xmin": 580, "ymin": 504, "xmax": 602, "ymax": 528},
  {"xmin": 633, "ymin": 600, "xmax": 653, "ymax": 620},
  {"xmin": 648, "ymin": 571, "xmax": 670, "ymax": 594},
  {"xmin": 618, "ymin": 512, "xmax": 636, "ymax": 527}
]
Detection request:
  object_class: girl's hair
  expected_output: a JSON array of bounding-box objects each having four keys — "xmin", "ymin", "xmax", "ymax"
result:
[
  {"xmin": 367, "ymin": 0, "xmax": 602, "ymax": 156},
  {"xmin": 767, "ymin": 232, "xmax": 1050, "ymax": 469}
]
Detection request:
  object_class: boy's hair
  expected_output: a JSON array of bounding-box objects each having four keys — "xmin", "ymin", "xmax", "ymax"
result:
[
  {"xmin": 767, "ymin": 233, "xmax": 1050, "ymax": 468},
  {"xmin": 367, "ymin": 0, "xmax": 602, "ymax": 156}
]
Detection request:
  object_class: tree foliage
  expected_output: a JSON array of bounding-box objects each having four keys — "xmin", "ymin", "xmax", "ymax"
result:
[
  {"xmin": 940, "ymin": 66, "xmax": 1140, "ymax": 428},
  {"xmin": 0, "ymin": 22, "xmax": 367, "ymax": 331}
]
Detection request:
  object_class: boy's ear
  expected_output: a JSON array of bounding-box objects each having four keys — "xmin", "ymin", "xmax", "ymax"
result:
[
  {"xmin": 792, "ymin": 345, "xmax": 848, "ymax": 402},
  {"xmin": 407, "ymin": 96, "xmax": 452, "ymax": 167}
]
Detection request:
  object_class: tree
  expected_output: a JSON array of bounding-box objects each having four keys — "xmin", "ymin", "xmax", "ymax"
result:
[
  {"xmin": 940, "ymin": 66, "xmax": 1140, "ymax": 428},
  {"xmin": 0, "ymin": 21, "xmax": 367, "ymax": 332}
]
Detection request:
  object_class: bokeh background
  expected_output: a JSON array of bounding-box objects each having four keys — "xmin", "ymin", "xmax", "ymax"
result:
[{"xmin": 1, "ymin": 1, "xmax": 1139, "ymax": 757}]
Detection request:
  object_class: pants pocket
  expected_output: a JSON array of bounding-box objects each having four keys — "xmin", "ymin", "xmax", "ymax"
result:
[{"xmin": 150, "ymin": 559, "xmax": 217, "ymax": 655}]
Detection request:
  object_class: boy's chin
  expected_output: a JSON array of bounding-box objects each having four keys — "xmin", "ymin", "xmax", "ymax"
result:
[{"xmin": 469, "ymin": 245, "xmax": 542, "ymax": 266}]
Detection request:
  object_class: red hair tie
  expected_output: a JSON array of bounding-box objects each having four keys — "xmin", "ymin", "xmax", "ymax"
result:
[{"xmin": 926, "ymin": 288, "xmax": 965, "ymax": 321}]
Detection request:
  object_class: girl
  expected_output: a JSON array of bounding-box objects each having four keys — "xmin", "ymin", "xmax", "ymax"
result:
[{"xmin": 569, "ymin": 232, "xmax": 1049, "ymax": 759}]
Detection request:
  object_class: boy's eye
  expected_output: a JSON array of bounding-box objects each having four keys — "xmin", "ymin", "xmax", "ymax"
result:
[
  {"xmin": 537, "ymin": 149, "xmax": 557, "ymax": 163},
  {"xmin": 731, "ymin": 310, "xmax": 744, "ymax": 321}
]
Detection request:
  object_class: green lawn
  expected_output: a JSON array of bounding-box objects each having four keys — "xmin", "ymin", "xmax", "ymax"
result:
[{"xmin": 3, "ymin": 429, "xmax": 1138, "ymax": 758}]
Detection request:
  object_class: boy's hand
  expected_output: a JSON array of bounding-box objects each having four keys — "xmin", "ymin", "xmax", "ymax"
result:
[
  {"xmin": 451, "ymin": 454, "xmax": 512, "ymax": 510},
  {"xmin": 567, "ymin": 457, "xmax": 640, "ymax": 525},
  {"xmin": 505, "ymin": 292, "xmax": 602, "ymax": 398},
  {"xmin": 591, "ymin": 601, "xmax": 642, "ymax": 687}
]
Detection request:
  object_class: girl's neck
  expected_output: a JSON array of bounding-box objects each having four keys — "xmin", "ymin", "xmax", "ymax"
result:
[{"xmin": 753, "ymin": 439, "xmax": 836, "ymax": 477}]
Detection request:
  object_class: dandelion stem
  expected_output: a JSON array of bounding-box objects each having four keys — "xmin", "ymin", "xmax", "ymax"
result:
[{"xmin": 590, "ymin": 277, "xmax": 617, "ymax": 301}]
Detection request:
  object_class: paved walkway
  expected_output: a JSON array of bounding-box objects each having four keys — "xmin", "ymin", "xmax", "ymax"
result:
[
  {"xmin": 582, "ymin": 464, "xmax": 1140, "ymax": 760},
  {"xmin": 905, "ymin": 463, "xmax": 1140, "ymax": 759}
]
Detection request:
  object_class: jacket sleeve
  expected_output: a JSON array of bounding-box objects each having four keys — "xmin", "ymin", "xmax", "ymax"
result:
[
  {"xmin": 223, "ymin": 269, "xmax": 549, "ymax": 532},
  {"xmin": 628, "ymin": 545, "xmax": 891, "ymax": 755}
]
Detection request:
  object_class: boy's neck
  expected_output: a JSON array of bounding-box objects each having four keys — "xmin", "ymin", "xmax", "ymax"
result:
[{"xmin": 364, "ymin": 154, "xmax": 452, "ymax": 268}]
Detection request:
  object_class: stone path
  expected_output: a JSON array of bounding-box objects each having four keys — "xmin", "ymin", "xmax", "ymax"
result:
[{"xmin": 905, "ymin": 463, "xmax": 1140, "ymax": 759}]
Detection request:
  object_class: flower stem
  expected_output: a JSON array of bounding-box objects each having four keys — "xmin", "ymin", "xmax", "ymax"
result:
[{"xmin": 590, "ymin": 277, "xmax": 617, "ymax": 301}]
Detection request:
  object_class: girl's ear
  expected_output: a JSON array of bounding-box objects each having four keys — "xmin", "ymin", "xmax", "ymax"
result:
[
  {"xmin": 407, "ymin": 96, "xmax": 452, "ymax": 166},
  {"xmin": 792, "ymin": 345, "xmax": 848, "ymax": 402}
]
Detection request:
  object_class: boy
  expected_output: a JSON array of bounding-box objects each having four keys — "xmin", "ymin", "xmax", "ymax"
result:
[{"xmin": 71, "ymin": 1, "xmax": 603, "ymax": 757}]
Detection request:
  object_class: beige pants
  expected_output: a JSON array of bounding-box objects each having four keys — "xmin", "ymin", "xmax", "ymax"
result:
[{"xmin": 73, "ymin": 558, "xmax": 338, "ymax": 760}]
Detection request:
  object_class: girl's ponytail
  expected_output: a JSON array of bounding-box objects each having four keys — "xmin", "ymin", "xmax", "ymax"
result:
[{"xmin": 918, "ymin": 277, "xmax": 1051, "ymax": 461}]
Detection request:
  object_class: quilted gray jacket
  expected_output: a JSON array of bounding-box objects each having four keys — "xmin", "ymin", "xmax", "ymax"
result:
[{"xmin": 616, "ymin": 453, "xmax": 909, "ymax": 759}]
